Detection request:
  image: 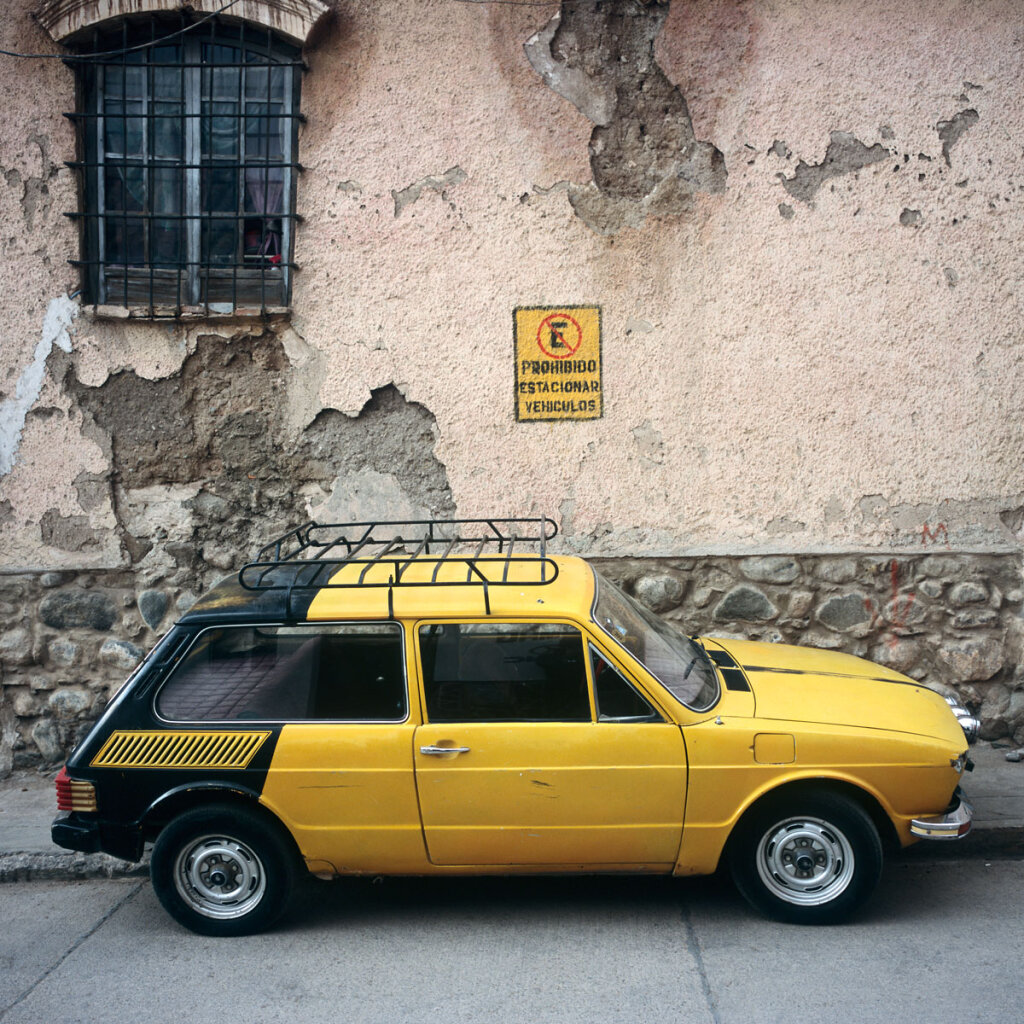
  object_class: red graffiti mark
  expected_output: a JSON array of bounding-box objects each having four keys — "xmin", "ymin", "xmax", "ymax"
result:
[
  {"xmin": 921, "ymin": 522, "xmax": 950, "ymax": 548},
  {"xmin": 866, "ymin": 559, "xmax": 917, "ymax": 645},
  {"xmin": 887, "ymin": 559, "xmax": 917, "ymax": 635}
]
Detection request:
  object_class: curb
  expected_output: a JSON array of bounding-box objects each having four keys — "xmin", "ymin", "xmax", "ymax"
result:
[{"xmin": 0, "ymin": 851, "xmax": 149, "ymax": 883}]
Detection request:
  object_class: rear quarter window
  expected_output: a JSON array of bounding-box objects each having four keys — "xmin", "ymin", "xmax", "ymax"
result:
[{"xmin": 155, "ymin": 623, "xmax": 406, "ymax": 722}]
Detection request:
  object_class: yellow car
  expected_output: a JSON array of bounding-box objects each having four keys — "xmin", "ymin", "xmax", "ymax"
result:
[{"xmin": 52, "ymin": 518, "xmax": 976, "ymax": 935}]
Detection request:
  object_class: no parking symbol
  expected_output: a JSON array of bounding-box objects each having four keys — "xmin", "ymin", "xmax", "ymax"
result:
[{"xmin": 513, "ymin": 306, "xmax": 603, "ymax": 422}]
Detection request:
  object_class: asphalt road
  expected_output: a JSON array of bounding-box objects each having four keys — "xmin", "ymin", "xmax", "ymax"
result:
[{"xmin": 2, "ymin": 858, "xmax": 1022, "ymax": 1024}]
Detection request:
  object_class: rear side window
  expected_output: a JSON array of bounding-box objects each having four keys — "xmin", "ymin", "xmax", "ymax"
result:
[
  {"xmin": 419, "ymin": 622, "xmax": 590, "ymax": 723},
  {"xmin": 156, "ymin": 623, "xmax": 406, "ymax": 722}
]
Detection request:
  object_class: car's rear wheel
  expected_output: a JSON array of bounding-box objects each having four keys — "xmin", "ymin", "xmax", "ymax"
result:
[
  {"xmin": 729, "ymin": 791, "xmax": 883, "ymax": 924},
  {"xmin": 151, "ymin": 804, "xmax": 295, "ymax": 936}
]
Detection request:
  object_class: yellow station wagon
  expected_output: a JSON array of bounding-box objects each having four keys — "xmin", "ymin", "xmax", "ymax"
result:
[{"xmin": 52, "ymin": 518, "xmax": 977, "ymax": 935}]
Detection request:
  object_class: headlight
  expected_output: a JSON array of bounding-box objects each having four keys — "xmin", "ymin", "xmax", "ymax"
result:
[{"xmin": 945, "ymin": 696, "xmax": 980, "ymax": 744}]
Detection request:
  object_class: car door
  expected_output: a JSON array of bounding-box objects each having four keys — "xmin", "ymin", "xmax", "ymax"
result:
[{"xmin": 412, "ymin": 621, "xmax": 687, "ymax": 867}]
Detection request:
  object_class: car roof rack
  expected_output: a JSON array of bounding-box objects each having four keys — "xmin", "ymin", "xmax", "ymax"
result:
[{"xmin": 238, "ymin": 517, "xmax": 560, "ymax": 617}]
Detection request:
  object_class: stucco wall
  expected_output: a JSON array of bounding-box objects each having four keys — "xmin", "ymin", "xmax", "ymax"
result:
[
  {"xmin": 0, "ymin": 0, "xmax": 1021, "ymax": 767},
  {"xmin": 2, "ymin": 0, "xmax": 1023, "ymax": 564}
]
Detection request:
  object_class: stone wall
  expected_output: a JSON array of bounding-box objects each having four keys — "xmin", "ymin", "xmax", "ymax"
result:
[
  {"xmin": 594, "ymin": 552, "xmax": 1023, "ymax": 740},
  {"xmin": 1, "ymin": 550, "xmax": 1019, "ymax": 775},
  {"xmin": 0, "ymin": 569, "xmax": 151, "ymax": 776}
]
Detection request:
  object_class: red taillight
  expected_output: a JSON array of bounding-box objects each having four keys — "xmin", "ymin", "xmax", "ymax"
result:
[
  {"xmin": 55, "ymin": 766, "xmax": 97, "ymax": 812},
  {"xmin": 55, "ymin": 766, "xmax": 72, "ymax": 810}
]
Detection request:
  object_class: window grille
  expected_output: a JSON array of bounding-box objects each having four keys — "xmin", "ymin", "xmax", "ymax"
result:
[{"xmin": 66, "ymin": 15, "xmax": 303, "ymax": 315}]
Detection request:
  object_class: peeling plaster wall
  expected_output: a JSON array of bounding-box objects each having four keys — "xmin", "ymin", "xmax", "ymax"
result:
[
  {"xmin": 291, "ymin": 0, "xmax": 1024, "ymax": 558},
  {"xmin": 0, "ymin": 0, "xmax": 1023, "ymax": 765},
  {"xmin": 3, "ymin": 0, "xmax": 1022, "ymax": 560}
]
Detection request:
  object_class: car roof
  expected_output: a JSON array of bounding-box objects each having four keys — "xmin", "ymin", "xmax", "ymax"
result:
[{"xmin": 178, "ymin": 553, "xmax": 598, "ymax": 626}]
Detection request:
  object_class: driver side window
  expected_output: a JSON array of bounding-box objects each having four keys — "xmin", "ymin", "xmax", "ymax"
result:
[{"xmin": 419, "ymin": 622, "xmax": 591, "ymax": 723}]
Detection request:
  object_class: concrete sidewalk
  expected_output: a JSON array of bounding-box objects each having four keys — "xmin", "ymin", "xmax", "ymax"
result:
[{"xmin": 1, "ymin": 742, "xmax": 1022, "ymax": 882}]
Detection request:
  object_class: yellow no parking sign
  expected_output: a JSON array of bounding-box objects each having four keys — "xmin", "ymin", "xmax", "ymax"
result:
[{"xmin": 514, "ymin": 306, "xmax": 603, "ymax": 421}]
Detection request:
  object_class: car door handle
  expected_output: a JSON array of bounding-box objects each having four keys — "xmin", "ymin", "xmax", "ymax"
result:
[{"xmin": 420, "ymin": 745, "xmax": 470, "ymax": 756}]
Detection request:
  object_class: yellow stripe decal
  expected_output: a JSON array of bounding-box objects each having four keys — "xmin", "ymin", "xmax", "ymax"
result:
[{"xmin": 91, "ymin": 731, "xmax": 270, "ymax": 769}]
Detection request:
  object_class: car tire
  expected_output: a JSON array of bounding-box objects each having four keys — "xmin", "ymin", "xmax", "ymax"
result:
[
  {"xmin": 729, "ymin": 791, "xmax": 883, "ymax": 925},
  {"xmin": 151, "ymin": 803, "xmax": 296, "ymax": 937}
]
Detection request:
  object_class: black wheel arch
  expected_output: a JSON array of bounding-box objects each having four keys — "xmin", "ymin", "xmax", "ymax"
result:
[{"xmin": 141, "ymin": 784, "xmax": 303, "ymax": 864}]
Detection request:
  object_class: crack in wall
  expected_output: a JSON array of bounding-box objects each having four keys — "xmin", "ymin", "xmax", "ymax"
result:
[{"xmin": 525, "ymin": 0, "xmax": 726, "ymax": 234}]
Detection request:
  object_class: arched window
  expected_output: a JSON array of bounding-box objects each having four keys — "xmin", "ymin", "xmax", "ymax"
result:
[{"xmin": 38, "ymin": 1, "xmax": 328, "ymax": 316}]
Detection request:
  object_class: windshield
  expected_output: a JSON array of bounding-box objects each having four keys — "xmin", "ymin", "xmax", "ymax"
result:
[{"xmin": 592, "ymin": 571, "xmax": 719, "ymax": 711}]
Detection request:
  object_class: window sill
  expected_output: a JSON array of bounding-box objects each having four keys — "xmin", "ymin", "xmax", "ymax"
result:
[{"xmin": 85, "ymin": 304, "xmax": 292, "ymax": 322}]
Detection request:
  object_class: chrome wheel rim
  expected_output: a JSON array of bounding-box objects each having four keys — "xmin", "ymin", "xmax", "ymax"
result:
[
  {"xmin": 755, "ymin": 815, "xmax": 855, "ymax": 906},
  {"xmin": 174, "ymin": 834, "xmax": 266, "ymax": 920}
]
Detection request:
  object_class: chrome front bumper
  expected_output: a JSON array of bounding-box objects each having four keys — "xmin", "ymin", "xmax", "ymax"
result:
[{"xmin": 910, "ymin": 793, "xmax": 973, "ymax": 840}]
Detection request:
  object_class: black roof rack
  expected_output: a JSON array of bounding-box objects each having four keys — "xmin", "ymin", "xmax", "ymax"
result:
[{"xmin": 238, "ymin": 517, "xmax": 560, "ymax": 617}]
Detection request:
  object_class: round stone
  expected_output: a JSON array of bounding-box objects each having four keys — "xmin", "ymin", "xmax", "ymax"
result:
[
  {"xmin": 138, "ymin": 589, "xmax": 170, "ymax": 630},
  {"xmin": 634, "ymin": 573, "xmax": 686, "ymax": 613},
  {"xmin": 0, "ymin": 628, "xmax": 33, "ymax": 666},
  {"xmin": 814, "ymin": 559, "xmax": 859, "ymax": 584},
  {"xmin": 869, "ymin": 638, "xmax": 921, "ymax": 674},
  {"xmin": 713, "ymin": 586, "xmax": 777, "ymax": 623},
  {"xmin": 100, "ymin": 638, "xmax": 145, "ymax": 671},
  {"xmin": 48, "ymin": 688, "xmax": 91, "ymax": 716},
  {"xmin": 39, "ymin": 590, "xmax": 117, "ymax": 631},
  {"xmin": 952, "ymin": 608, "xmax": 999, "ymax": 629},
  {"xmin": 948, "ymin": 581, "xmax": 988, "ymax": 606},
  {"xmin": 46, "ymin": 639, "xmax": 79, "ymax": 668},
  {"xmin": 202, "ymin": 545, "xmax": 235, "ymax": 571},
  {"xmin": 980, "ymin": 682, "xmax": 1011, "ymax": 721},
  {"xmin": 816, "ymin": 593, "xmax": 872, "ymax": 632},
  {"xmin": 936, "ymin": 638, "xmax": 1004, "ymax": 682},
  {"xmin": 797, "ymin": 629, "xmax": 846, "ymax": 650},
  {"xmin": 31, "ymin": 719, "xmax": 64, "ymax": 763},
  {"xmin": 882, "ymin": 595, "xmax": 928, "ymax": 627},
  {"xmin": 920, "ymin": 556, "xmax": 963, "ymax": 578},
  {"xmin": 12, "ymin": 691, "xmax": 39, "ymax": 717},
  {"xmin": 740, "ymin": 556, "xmax": 801, "ymax": 585}
]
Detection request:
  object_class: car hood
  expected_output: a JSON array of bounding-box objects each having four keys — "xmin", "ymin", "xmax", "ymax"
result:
[{"xmin": 710, "ymin": 638, "xmax": 963, "ymax": 744}]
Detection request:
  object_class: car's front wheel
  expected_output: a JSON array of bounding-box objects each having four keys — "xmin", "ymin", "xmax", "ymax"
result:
[
  {"xmin": 729, "ymin": 791, "xmax": 883, "ymax": 924},
  {"xmin": 151, "ymin": 804, "xmax": 296, "ymax": 936}
]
